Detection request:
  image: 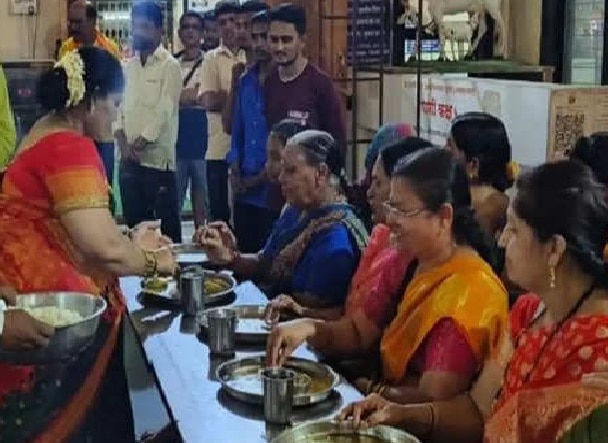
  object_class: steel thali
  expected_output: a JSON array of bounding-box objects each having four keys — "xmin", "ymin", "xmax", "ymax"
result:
[
  {"xmin": 140, "ymin": 270, "xmax": 236, "ymax": 307},
  {"xmin": 272, "ymin": 421, "xmax": 421, "ymax": 443},
  {"xmin": 216, "ymin": 355, "xmax": 340, "ymax": 407}
]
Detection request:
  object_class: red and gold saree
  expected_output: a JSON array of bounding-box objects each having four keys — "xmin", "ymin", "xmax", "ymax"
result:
[
  {"xmin": 0, "ymin": 131, "xmax": 124, "ymax": 442},
  {"xmin": 485, "ymin": 294, "xmax": 608, "ymax": 443}
]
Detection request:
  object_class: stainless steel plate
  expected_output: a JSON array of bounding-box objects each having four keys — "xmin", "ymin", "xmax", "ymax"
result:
[
  {"xmin": 200, "ymin": 305, "xmax": 272, "ymax": 344},
  {"xmin": 140, "ymin": 271, "xmax": 236, "ymax": 307},
  {"xmin": 272, "ymin": 421, "xmax": 421, "ymax": 443},
  {"xmin": 217, "ymin": 355, "xmax": 340, "ymax": 407},
  {"xmin": 0, "ymin": 292, "xmax": 107, "ymax": 364},
  {"xmin": 172, "ymin": 243, "xmax": 209, "ymax": 265}
]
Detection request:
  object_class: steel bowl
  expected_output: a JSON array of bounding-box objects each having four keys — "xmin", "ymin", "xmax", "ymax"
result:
[
  {"xmin": 272, "ymin": 420, "xmax": 421, "ymax": 443},
  {"xmin": 0, "ymin": 292, "xmax": 107, "ymax": 364}
]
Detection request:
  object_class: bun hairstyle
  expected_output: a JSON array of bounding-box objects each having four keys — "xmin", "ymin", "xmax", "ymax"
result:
[
  {"xmin": 288, "ymin": 129, "xmax": 348, "ymax": 193},
  {"xmin": 393, "ymin": 147, "xmax": 497, "ymax": 269},
  {"xmin": 38, "ymin": 46, "xmax": 124, "ymax": 113},
  {"xmin": 450, "ymin": 112, "xmax": 513, "ymax": 192},
  {"xmin": 270, "ymin": 118, "xmax": 310, "ymax": 145},
  {"xmin": 571, "ymin": 132, "xmax": 608, "ymax": 186},
  {"xmin": 379, "ymin": 136, "xmax": 434, "ymax": 178},
  {"xmin": 514, "ymin": 160, "xmax": 608, "ymax": 287}
]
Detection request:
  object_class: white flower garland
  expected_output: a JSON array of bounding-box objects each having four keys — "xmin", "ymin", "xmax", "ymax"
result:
[{"xmin": 54, "ymin": 50, "xmax": 86, "ymax": 108}]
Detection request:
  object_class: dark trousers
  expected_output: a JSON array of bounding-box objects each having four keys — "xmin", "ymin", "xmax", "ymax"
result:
[
  {"xmin": 119, "ymin": 161, "xmax": 182, "ymax": 243},
  {"xmin": 233, "ymin": 201, "xmax": 279, "ymax": 253},
  {"xmin": 206, "ymin": 160, "xmax": 230, "ymax": 223},
  {"xmin": 95, "ymin": 141, "xmax": 115, "ymax": 185}
]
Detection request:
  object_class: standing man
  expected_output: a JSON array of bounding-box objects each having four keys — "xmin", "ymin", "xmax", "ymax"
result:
[
  {"xmin": 60, "ymin": 1, "xmax": 121, "ymax": 185},
  {"xmin": 115, "ymin": 1, "xmax": 183, "ymax": 242},
  {"xmin": 228, "ymin": 11, "xmax": 274, "ymax": 252},
  {"xmin": 0, "ymin": 65, "xmax": 16, "ymax": 170},
  {"xmin": 265, "ymin": 4, "xmax": 346, "ymax": 157},
  {"xmin": 235, "ymin": 1, "xmax": 268, "ymax": 65},
  {"xmin": 198, "ymin": 0, "xmax": 245, "ymax": 223},
  {"xmin": 202, "ymin": 10, "xmax": 220, "ymax": 51},
  {"xmin": 175, "ymin": 12, "xmax": 208, "ymax": 229}
]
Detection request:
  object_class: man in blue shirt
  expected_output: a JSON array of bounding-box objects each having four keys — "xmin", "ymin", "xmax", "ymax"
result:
[{"xmin": 228, "ymin": 10, "xmax": 275, "ymax": 252}]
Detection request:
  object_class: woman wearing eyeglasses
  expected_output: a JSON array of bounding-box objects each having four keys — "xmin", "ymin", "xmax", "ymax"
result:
[
  {"xmin": 195, "ymin": 130, "xmax": 368, "ymax": 313},
  {"xmin": 268, "ymin": 147, "xmax": 508, "ymax": 405}
]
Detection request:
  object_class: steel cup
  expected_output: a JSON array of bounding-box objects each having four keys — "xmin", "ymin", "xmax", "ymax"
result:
[
  {"xmin": 262, "ymin": 367, "xmax": 295, "ymax": 424},
  {"xmin": 180, "ymin": 271, "xmax": 205, "ymax": 316},
  {"xmin": 206, "ymin": 308, "xmax": 237, "ymax": 356}
]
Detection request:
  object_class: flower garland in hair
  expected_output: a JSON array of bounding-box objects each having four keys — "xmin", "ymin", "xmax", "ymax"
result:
[{"xmin": 54, "ymin": 50, "xmax": 86, "ymax": 108}]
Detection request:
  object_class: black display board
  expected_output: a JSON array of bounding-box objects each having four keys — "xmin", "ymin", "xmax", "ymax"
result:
[{"xmin": 347, "ymin": 0, "xmax": 391, "ymax": 65}]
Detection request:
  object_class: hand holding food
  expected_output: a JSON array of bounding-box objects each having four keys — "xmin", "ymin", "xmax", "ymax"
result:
[
  {"xmin": 339, "ymin": 394, "xmax": 407, "ymax": 429},
  {"xmin": 195, "ymin": 224, "xmax": 236, "ymax": 265},
  {"xmin": 264, "ymin": 295, "xmax": 304, "ymax": 323},
  {"xmin": 155, "ymin": 247, "xmax": 178, "ymax": 276},
  {"xmin": 266, "ymin": 319, "xmax": 316, "ymax": 367},
  {"xmin": 132, "ymin": 221, "xmax": 172, "ymax": 251},
  {"xmin": 1, "ymin": 309, "xmax": 55, "ymax": 350}
]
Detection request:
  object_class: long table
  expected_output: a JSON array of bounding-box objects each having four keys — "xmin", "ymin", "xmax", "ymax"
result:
[{"xmin": 121, "ymin": 277, "xmax": 363, "ymax": 443}]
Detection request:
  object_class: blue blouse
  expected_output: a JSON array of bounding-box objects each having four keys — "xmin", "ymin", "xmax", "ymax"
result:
[{"xmin": 261, "ymin": 205, "xmax": 360, "ymax": 306}]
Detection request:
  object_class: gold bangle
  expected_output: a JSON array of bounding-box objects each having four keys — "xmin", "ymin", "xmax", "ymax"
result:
[{"xmin": 142, "ymin": 249, "xmax": 157, "ymax": 277}]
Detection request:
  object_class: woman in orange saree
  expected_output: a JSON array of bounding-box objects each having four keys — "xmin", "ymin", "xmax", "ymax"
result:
[
  {"xmin": 269, "ymin": 148, "xmax": 508, "ymax": 405},
  {"xmin": 340, "ymin": 160, "xmax": 608, "ymax": 443},
  {"xmin": 0, "ymin": 47, "xmax": 176, "ymax": 442}
]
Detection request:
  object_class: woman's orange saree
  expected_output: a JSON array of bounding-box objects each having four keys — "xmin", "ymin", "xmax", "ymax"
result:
[
  {"xmin": 0, "ymin": 131, "xmax": 124, "ymax": 442},
  {"xmin": 380, "ymin": 253, "xmax": 509, "ymax": 383},
  {"xmin": 485, "ymin": 294, "xmax": 608, "ymax": 443}
]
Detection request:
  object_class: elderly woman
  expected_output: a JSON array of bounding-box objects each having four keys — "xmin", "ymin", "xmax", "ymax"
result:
[
  {"xmin": 196, "ymin": 130, "xmax": 367, "ymax": 310},
  {"xmin": 0, "ymin": 47, "xmax": 175, "ymax": 442},
  {"xmin": 265, "ymin": 137, "xmax": 431, "ymax": 346},
  {"xmin": 269, "ymin": 148, "xmax": 508, "ymax": 405},
  {"xmin": 341, "ymin": 160, "xmax": 608, "ymax": 443},
  {"xmin": 446, "ymin": 112, "xmax": 515, "ymax": 238}
]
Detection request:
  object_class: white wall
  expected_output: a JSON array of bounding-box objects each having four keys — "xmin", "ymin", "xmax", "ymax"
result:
[{"xmin": 0, "ymin": 0, "xmax": 65, "ymax": 60}]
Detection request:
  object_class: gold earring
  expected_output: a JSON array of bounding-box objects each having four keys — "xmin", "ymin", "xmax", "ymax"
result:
[{"xmin": 549, "ymin": 266, "xmax": 556, "ymax": 289}]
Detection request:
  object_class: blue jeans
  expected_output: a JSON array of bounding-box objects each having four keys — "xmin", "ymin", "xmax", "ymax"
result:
[
  {"xmin": 176, "ymin": 159, "xmax": 208, "ymax": 210},
  {"xmin": 206, "ymin": 160, "xmax": 230, "ymax": 223},
  {"xmin": 95, "ymin": 141, "xmax": 115, "ymax": 185}
]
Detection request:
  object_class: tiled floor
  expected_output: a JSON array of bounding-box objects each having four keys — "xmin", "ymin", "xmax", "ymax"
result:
[{"xmin": 125, "ymin": 220, "xmax": 197, "ymax": 439}]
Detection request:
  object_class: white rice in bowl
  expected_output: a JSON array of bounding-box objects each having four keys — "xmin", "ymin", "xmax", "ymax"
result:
[{"xmin": 25, "ymin": 306, "xmax": 84, "ymax": 327}]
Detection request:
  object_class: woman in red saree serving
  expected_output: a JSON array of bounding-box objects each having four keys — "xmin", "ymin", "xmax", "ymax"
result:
[
  {"xmin": 340, "ymin": 160, "xmax": 608, "ymax": 443},
  {"xmin": 0, "ymin": 47, "xmax": 176, "ymax": 442}
]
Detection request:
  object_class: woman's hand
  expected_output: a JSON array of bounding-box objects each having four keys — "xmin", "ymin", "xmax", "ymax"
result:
[
  {"xmin": 266, "ymin": 319, "xmax": 316, "ymax": 367},
  {"xmin": 264, "ymin": 295, "xmax": 304, "ymax": 323},
  {"xmin": 0, "ymin": 286, "xmax": 16, "ymax": 305},
  {"xmin": 194, "ymin": 222, "xmax": 237, "ymax": 265},
  {"xmin": 132, "ymin": 221, "xmax": 172, "ymax": 251},
  {"xmin": 1, "ymin": 310, "xmax": 55, "ymax": 350},
  {"xmin": 155, "ymin": 247, "xmax": 178, "ymax": 276},
  {"xmin": 339, "ymin": 394, "xmax": 408, "ymax": 429}
]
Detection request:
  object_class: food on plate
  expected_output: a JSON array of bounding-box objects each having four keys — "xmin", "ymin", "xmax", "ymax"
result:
[
  {"xmin": 25, "ymin": 306, "xmax": 84, "ymax": 327},
  {"xmin": 142, "ymin": 276, "xmax": 170, "ymax": 292},
  {"xmin": 204, "ymin": 277, "xmax": 230, "ymax": 294}
]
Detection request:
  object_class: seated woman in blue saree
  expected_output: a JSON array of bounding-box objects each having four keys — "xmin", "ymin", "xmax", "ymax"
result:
[{"xmin": 196, "ymin": 130, "xmax": 368, "ymax": 311}]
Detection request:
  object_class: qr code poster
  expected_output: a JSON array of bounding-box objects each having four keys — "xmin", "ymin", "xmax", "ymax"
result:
[{"xmin": 548, "ymin": 89, "xmax": 608, "ymax": 161}]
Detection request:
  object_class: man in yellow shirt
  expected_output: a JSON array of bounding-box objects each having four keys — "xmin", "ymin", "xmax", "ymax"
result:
[
  {"xmin": 59, "ymin": 1, "xmax": 120, "ymax": 186},
  {"xmin": 0, "ymin": 65, "xmax": 16, "ymax": 170},
  {"xmin": 59, "ymin": 1, "xmax": 121, "ymax": 60}
]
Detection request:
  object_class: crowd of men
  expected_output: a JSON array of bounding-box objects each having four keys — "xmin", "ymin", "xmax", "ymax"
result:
[{"xmin": 52, "ymin": 0, "xmax": 345, "ymax": 250}]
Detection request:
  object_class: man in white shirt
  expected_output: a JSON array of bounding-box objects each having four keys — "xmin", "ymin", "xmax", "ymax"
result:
[
  {"xmin": 115, "ymin": 1, "xmax": 183, "ymax": 242},
  {"xmin": 198, "ymin": 0, "xmax": 245, "ymax": 223}
]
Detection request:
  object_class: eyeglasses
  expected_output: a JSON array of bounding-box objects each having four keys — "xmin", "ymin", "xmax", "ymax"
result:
[{"xmin": 382, "ymin": 201, "xmax": 427, "ymax": 219}]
